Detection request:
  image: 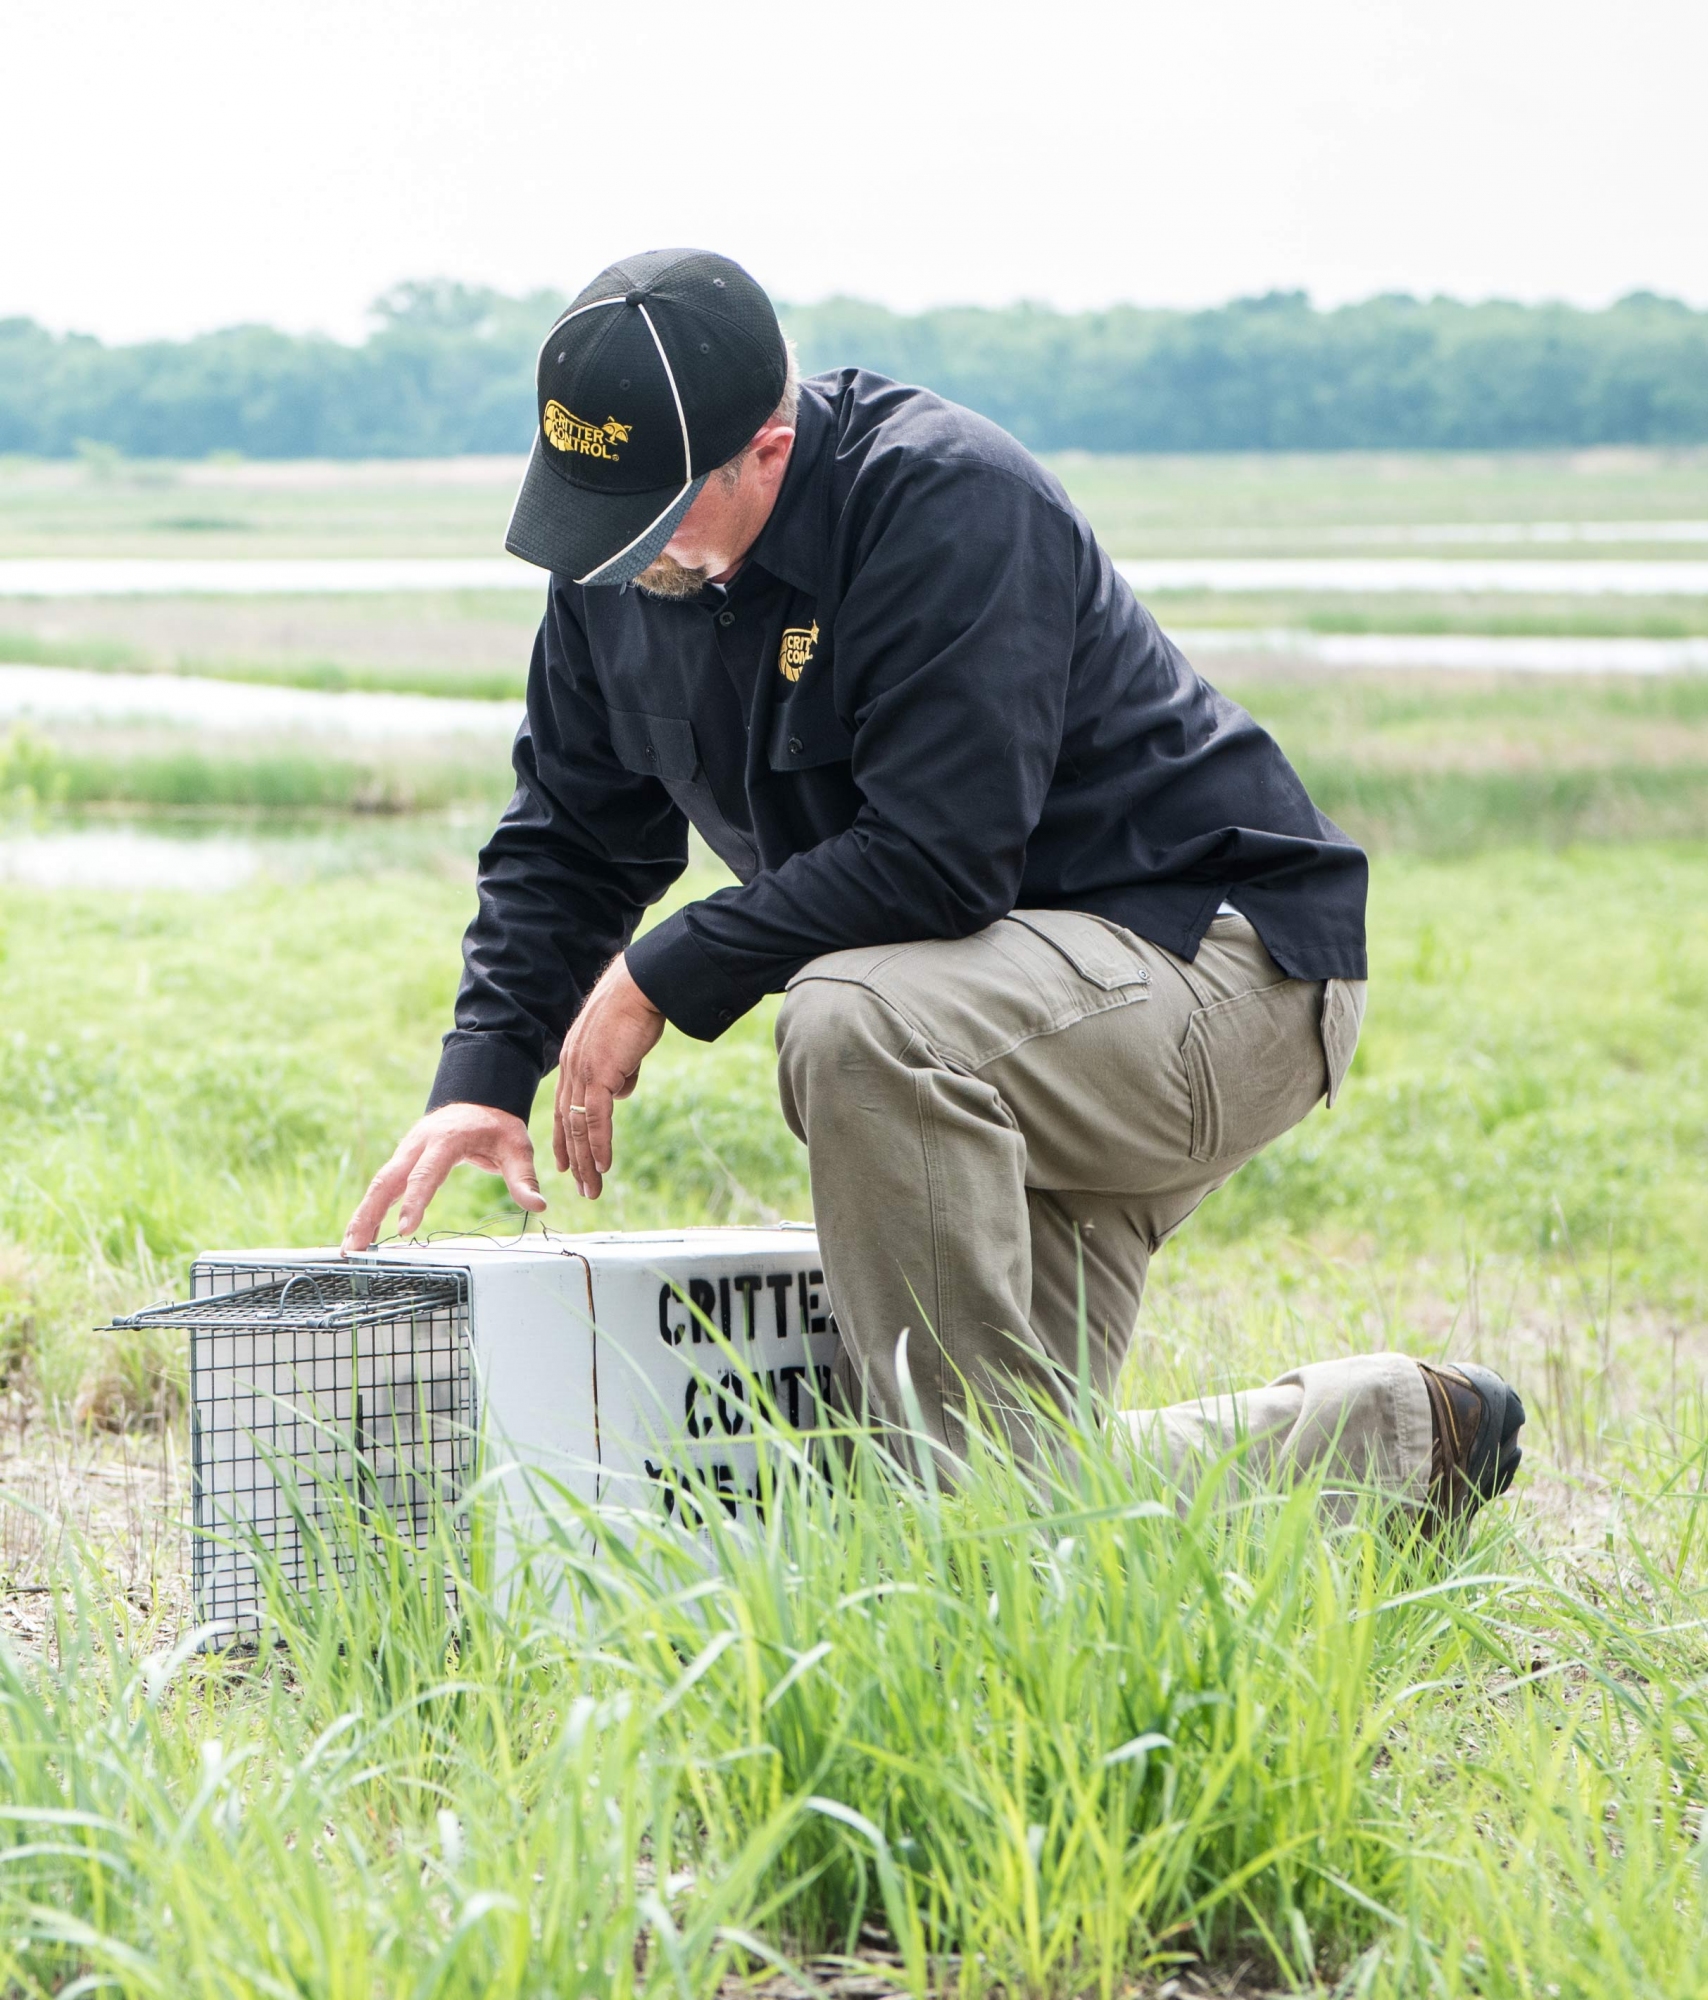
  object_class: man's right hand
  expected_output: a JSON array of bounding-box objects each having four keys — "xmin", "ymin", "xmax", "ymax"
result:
[{"xmin": 341, "ymin": 1103, "xmax": 547, "ymax": 1253}]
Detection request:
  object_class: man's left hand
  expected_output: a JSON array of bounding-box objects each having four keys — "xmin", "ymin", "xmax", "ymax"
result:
[{"xmin": 554, "ymin": 955, "xmax": 666, "ymax": 1200}]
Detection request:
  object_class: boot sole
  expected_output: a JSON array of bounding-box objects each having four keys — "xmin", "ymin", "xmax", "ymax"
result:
[{"xmin": 1453, "ymin": 1361, "xmax": 1526, "ymax": 1499}]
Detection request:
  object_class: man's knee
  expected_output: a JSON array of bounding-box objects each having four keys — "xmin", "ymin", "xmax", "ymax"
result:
[
  {"xmin": 774, "ymin": 976, "xmax": 902, "ymax": 1136},
  {"xmin": 775, "ymin": 973, "xmax": 891, "ymax": 1062}
]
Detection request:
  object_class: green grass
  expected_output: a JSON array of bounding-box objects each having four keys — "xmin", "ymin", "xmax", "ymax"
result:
[
  {"xmin": 0, "ymin": 589, "xmax": 540, "ymax": 703},
  {"xmin": 13, "ymin": 588, "xmax": 1708, "ymax": 712},
  {"xmin": 1281, "ymin": 598, "xmax": 1708, "ymax": 639},
  {"xmin": 8, "ymin": 446, "xmax": 1708, "ymax": 1992},
  {"xmin": 8, "ymin": 1328, "xmax": 1708, "ymax": 1996},
  {"xmin": 0, "ymin": 459, "xmax": 520, "ymax": 560},
  {"xmin": 8, "ymin": 447, "xmax": 1708, "ymax": 560},
  {"xmin": 7, "ymin": 448, "xmax": 1708, "ymax": 688},
  {"xmin": 162, "ymin": 654, "xmax": 526, "ymax": 701},
  {"xmin": 1297, "ymin": 763, "xmax": 1708, "ymax": 851},
  {"xmin": 1234, "ymin": 669, "xmax": 1708, "ymax": 852},
  {"xmin": 9, "ymin": 661, "xmax": 1708, "ymax": 833},
  {"xmin": 2, "ymin": 841, "xmax": 1704, "ymax": 1389},
  {"xmin": 1046, "ymin": 445, "xmax": 1708, "ymax": 549},
  {"xmin": 2, "ymin": 847, "xmax": 1707, "ymax": 1990},
  {"xmin": 0, "ymin": 624, "xmax": 530, "ymax": 701},
  {"xmin": 1229, "ymin": 662, "xmax": 1708, "ymax": 740},
  {"xmin": 1156, "ymin": 592, "xmax": 1708, "ymax": 638},
  {"xmin": 0, "ymin": 628, "xmax": 144, "ymax": 673},
  {"xmin": 1, "ymin": 726, "xmax": 515, "ymax": 813}
]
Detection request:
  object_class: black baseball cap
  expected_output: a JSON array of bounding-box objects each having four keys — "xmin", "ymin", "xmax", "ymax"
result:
[{"xmin": 506, "ymin": 248, "xmax": 788, "ymax": 587}]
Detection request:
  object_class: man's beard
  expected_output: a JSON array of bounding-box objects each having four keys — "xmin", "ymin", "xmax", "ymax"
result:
[{"xmin": 633, "ymin": 552, "xmax": 713, "ymax": 599}]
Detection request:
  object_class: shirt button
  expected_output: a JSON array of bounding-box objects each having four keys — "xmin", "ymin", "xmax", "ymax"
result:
[
  {"xmin": 717, "ymin": 1009, "xmax": 735, "ymax": 1025},
  {"xmin": 717, "ymin": 609, "xmax": 736, "ymax": 628},
  {"xmin": 643, "ymin": 739, "xmax": 656, "ymax": 760},
  {"xmin": 787, "ymin": 736, "xmax": 803, "ymax": 756}
]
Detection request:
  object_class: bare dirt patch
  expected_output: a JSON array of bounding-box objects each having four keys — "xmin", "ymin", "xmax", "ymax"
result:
[{"xmin": 0, "ymin": 1406, "xmax": 187, "ymax": 1651}]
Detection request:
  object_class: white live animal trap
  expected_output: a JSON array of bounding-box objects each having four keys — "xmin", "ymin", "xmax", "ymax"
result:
[{"xmin": 111, "ymin": 1228, "xmax": 837, "ymax": 1635}]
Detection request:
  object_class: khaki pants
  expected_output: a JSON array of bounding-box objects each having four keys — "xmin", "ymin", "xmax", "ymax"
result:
[{"xmin": 775, "ymin": 909, "xmax": 1428, "ymax": 1498}]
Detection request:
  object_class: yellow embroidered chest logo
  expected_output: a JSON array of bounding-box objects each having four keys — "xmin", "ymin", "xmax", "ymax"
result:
[
  {"xmin": 542, "ymin": 401, "xmax": 631, "ymax": 461},
  {"xmin": 778, "ymin": 619, "xmax": 820, "ymax": 682}
]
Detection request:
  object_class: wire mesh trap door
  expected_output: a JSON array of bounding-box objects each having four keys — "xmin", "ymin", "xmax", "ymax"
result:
[{"xmin": 138, "ymin": 1261, "xmax": 473, "ymax": 1636}]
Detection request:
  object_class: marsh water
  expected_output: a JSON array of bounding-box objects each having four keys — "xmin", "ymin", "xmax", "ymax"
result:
[
  {"xmin": 0, "ymin": 812, "xmax": 489, "ymax": 891},
  {"xmin": 0, "ymin": 664, "xmax": 523, "ymax": 739},
  {"xmin": 1, "ymin": 634, "xmax": 1701, "ymax": 757},
  {"xmin": 1178, "ymin": 629, "xmax": 1708, "ymax": 673},
  {"xmin": 0, "ymin": 558, "xmax": 537, "ymax": 596},
  {"xmin": 5, "ymin": 526, "xmax": 1707, "ymax": 891}
]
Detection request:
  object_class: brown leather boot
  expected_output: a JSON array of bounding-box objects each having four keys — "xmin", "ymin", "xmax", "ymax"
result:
[{"xmin": 1418, "ymin": 1362, "xmax": 1525, "ymax": 1525}]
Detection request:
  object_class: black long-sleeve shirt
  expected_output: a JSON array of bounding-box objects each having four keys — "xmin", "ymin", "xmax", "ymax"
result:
[{"xmin": 429, "ymin": 370, "xmax": 1368, "ymax": 1122}]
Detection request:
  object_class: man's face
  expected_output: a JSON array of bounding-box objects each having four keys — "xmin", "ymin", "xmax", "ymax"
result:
[
  {"xmin": 634, "ymin": 420, "xmax": 796, "ymax": 598},
  {"xmin": 633, "ymin": 474, "xmax": 748, "ymax": 598}
]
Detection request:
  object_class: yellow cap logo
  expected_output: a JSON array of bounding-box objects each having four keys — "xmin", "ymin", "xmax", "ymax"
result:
[
  {"xmin": 778, "ymin": 620, "xmax": 820, "ymax": 682},
  {"xmin": 542, "ymin": 401, "xmax": 631, "ymax": 460}
]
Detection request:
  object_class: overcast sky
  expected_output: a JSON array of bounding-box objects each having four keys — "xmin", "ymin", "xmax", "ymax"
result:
[{"xmin": 5, "ymin": 0, "xmax": 1705, "ymax": 344}]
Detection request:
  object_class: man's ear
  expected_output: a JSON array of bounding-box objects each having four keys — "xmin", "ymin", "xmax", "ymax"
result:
[{"xmin": 747, "ymin": 421, "xmax": 797, "ymax": 476}]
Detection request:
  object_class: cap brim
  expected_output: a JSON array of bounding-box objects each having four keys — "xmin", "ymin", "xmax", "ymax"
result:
[{"xmin": 505, "ymin": 437, "xmax": 707, "ymax": 587}]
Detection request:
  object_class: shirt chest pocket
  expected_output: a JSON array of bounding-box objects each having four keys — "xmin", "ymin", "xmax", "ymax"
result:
[{"xmin": 607, "ymin": 707, "xmax": 700, "ymax": 783}]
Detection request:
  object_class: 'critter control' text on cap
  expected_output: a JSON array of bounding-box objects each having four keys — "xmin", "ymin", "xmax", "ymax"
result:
[{"xmin": 505, "ymin": 248, "xmax": 788, "ymax": 587}]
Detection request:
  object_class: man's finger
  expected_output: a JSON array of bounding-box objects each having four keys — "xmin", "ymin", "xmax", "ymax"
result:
[
  {"xmin": 396, "ymin": 1143, "xmax": 458, "ymax": 1237},
  {"xmin": 553, "ymin": 1035, "xmax": 579, "ymax": 1181},
  {"xmin": 342, "ymin": 1137, "xmax": 424, "ymax": 1251},
  {"xmin": 585, "ymin": 1080, "xmax": 616, "ymax": 1178},
  {"xmin": 568, "ymin": 1084, "xmax": 604, "ymax": 1202},
  {"xmin": 557, "ymin": 1061, "xmax": 587, "ymax": 1194},
  {"xmin": 497, "ymin": 1129, "xmax": 548, "ymax": 1214},
  {"xmin": 568, "ymin": 1101, "xmax": 599, "ymax": 1201}
]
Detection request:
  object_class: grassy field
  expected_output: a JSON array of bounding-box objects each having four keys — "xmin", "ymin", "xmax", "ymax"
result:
[
  {"xmin": 6, "ymin": 447, "xmax": 1708, "ymax": 559},
  {"xmin": 1, "ymin": 842, "xmax": 1706, "ymax": 1994},
  {"xmin": 0, "ymin": 456, "xmax": 524, "ymax": 560},
  {"xmin": 0, "ymin": 722, "xmax": 515, "ymax": 814},
  {"xmin": 8, "ymin": 666, "xmax": 1708, "ymax": 847},
  {"xmin": 7, "ymin": 593, "xmax": 1708, "ymax": 726},
  {"xmin": 4, "ymin": 448, "xmax": 1708, "ymax": 1994},
  {"xmin": 1052, "ymin": 445, "xmax": 1708, "ymax": 549},
  {"xmin": 4, "ymin": 841, "xmax": 1703, "ymax": 1400},
  {"xmin": 0, "ymin": 589, "xmax": 539, "ymax": 701},
  {"xmin": 5, "ymin": 448, "xmax": 1708, "ymax": 714}
]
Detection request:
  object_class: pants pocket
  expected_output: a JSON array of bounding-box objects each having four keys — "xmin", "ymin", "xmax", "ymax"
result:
[
  {"xmin": 1183, "ymin": 980, "xmax": 1329, "ymax": 1164},
  {"xmin": 1320, "ymin": 979, "xmax": 1367, "ymax": 1107},
  {"xmin": 1003, "ymin": 910, "xmax": 1153, "ymax": 993}
]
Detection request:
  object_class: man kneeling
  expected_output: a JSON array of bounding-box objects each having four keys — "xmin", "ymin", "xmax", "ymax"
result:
[{"xmin": 342, "ymin": 248, "xmax": 1524, "ymax": 1526}]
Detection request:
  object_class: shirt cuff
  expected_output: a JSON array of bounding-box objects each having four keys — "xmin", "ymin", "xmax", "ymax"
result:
[
  {"xmin": 427, "ymin": 1032, "xmax": 546, "ymax": 1123},
  {"xmin": 624, "ymin": 910, "xmax": 753, "ymax": 1041}
]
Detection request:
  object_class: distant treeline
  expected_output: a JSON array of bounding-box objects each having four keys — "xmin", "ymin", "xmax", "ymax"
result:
[{"xmin": 4, "ymin": 282, "xmax": 1707, "ymax": 459}]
